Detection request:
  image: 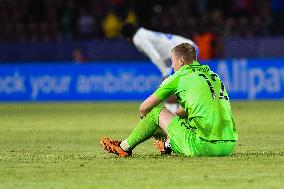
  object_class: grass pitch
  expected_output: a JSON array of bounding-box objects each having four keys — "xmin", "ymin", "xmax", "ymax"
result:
[{"xmin": 0, "ymin": 101, "xmax": 283, "ymax": 189}]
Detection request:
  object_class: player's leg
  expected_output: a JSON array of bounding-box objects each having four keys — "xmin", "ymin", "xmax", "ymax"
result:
[
  {"xmin": 165, "ymin": 95, "xmax": 179, "ymax": 113},
  {"xmin": 158, "ymin": 108, "xmax": 175, "ymax": 134},
  {"xmin": 101, "ymin": 104, "xmax": 178, "ymax": 157},
  {"xmin": 165, "ymin": 116, "xmax": 200, "ymax": 156},
  {"xmin": 101, "ymin": 104, "xmax": 168, "ymax": 156},
  {"xmin": 120, "ymin": 104, "xmax": 174, "ymax": 151},
  {"xmin": 153, "ymin": 108, "xmax": 176, "ymax": 155},
  {"xmin": 157, "ymin": 105, "xmax": 230, "ymax": 156},
  {"xmin": 165, "ymin": 121, "xmax": 236, "ymax": 156}
]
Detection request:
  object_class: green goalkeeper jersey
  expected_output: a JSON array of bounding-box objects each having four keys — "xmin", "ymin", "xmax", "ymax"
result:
[{"xmin": 154, "ymin": 61, "xmax": 238, "ymax": 141}]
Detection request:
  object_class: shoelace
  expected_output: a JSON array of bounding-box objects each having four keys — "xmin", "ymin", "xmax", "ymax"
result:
[{"xmin": 109, "ymin": 140, "xmax": 120, "ymax": 146}]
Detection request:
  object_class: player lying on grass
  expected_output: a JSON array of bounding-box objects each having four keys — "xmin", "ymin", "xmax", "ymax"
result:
[
  {"xmin": 101, "ymin": 43, "xmax": 238, "ymax": 157},
  {"xmin": 121, "ymin": 23, "xmax": 199, "ymax": 113}
]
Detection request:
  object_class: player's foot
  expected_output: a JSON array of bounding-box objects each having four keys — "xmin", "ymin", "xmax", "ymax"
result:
[
  {"xmin": 100, "ymin": 137, "xmax": 120, "ymax": 153},
  {"xmin": 100, "ymin": 137, "xmax": 132, "ymax": 157},
  {"xmin": 155, "ymin": 140, "xmax": 172, "ymax": 155}
]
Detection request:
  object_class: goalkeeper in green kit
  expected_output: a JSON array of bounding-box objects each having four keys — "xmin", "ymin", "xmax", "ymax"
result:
[{"xmin": 101, "ymin": 43, "xmax": 238, "ymax": 157}]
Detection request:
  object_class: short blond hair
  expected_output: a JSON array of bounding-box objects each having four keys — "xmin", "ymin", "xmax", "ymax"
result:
[{"xmin": 172, "ymin": 43, "xmax": 196, "ymax": 64}]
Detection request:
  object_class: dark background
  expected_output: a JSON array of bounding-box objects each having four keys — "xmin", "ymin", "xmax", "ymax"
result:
[{"xmin": 0, "ymin": 0, "xmax": 283, "ymax": 61}]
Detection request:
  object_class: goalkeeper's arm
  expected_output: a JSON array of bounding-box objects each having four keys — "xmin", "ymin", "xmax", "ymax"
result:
[{"xmin": 139, "ymin": 95, "xmax": 161, "ymax": 119}]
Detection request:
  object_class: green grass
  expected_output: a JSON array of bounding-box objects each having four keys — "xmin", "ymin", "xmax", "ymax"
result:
[{"xmin": 0, "ymin": 101, "xmax": 284, "ymax": 189}]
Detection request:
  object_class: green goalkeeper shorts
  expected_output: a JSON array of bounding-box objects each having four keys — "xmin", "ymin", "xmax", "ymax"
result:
[{"xmin": 167, "ymin": 116, "xmax": 236, "ymax": 157}]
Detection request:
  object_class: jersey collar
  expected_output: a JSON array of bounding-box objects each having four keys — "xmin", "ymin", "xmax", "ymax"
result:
[
  {"xmin": 178, "ymin": 61, "xmax": 209, "ymax": 72},
  {"xmin": 179, "ymin": 61, "xmax": 200, "ymax": 71},
  {"xmin": 191, "ymin": 60, "xmax": 200, "ymax": 65}
]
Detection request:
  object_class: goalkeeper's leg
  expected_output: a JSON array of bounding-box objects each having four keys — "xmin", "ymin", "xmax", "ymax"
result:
[
  {"xmin": 120, "ymin": 104, "xmax": 168, "ymax": 151},
  {"xmin": 164, "ymin": 94, "xmax": 179, "ymax": 113},
  {"xmin": 101, "ymin": 104, "xmax": 175, "ymax": 156}
]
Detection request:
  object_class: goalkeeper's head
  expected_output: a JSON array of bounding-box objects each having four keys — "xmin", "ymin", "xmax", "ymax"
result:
[
  {"xmin": 171, "ymin": 43, "xmax": 197, "ymax": 71},
  {"xmin": 121, "ymin": 23, "xmax": 138, "ymax": 41}
]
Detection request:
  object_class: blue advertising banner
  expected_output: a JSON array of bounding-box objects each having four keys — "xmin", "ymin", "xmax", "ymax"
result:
[
  {"xmin": 0, "ymin": 59, "xmax": 283, "ymax": 101},
  {"xmin": 206, "ymin": 58, "xmax": 284, "ymax": 99},
  {"xmin": 0, "ymin": 62, "xmax": 161, "ymax": 101}
]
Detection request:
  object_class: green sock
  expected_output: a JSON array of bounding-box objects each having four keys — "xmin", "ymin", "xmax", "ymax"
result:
[{"xmin": 125, "ymin": 104, "xmax": 165, "ymax": 150}]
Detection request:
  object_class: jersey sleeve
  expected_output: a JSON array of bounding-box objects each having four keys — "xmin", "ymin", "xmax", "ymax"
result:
[{"xmin": 153, "ymin": 74, "xmax": 177, "ymax": 101}]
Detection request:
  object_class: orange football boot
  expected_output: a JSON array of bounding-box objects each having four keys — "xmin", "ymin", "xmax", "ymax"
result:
[
  {"xmin": 100, "ymin": 137, "xmax": 132, "ymax": 157},
  {"xmin": 155, "ymin": 140, "xmax": 172, "ymax": 155}
]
